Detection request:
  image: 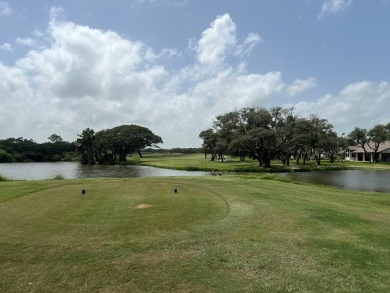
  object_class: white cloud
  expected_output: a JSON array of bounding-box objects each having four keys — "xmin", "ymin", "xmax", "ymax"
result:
[
  {"xmin": 286, "ymin": 77, "xmax": 317, "ymax": 96},
  {"xmin": 318, "ymin": 0, "xmax": 353, "ymax": 19},
  {"xmin": 16, "ymin": 37, "xmax": 37, "ymax": 47},
  {"xmin": 294, "ymin": 81, "xmax": 390, "ymax": 134},
  {"xmin": 0, "ymin": 42, "xmax": 13, "ymax": 52},
  {"xmin": 235, "ymin": 33, "xmax": 263, "ymax": 59},
  {"xmin": 0, "ymin": 12, "xmax": 318, "ymax": 147},
  {"xmin": 196, "ymin": 13, "xmax": 236, "ymax": 68},
  {"xmin": 0, "ymin": 1, "xmax": 11, "ymax": 16}
]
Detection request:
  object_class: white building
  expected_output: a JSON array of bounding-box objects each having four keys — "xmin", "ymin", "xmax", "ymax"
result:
[{"xmin": 344, "ymin": 141, "xmax": 390, "ymax": 162}]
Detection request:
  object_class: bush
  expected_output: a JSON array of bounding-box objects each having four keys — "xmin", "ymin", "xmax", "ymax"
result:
[{"xmin": 0, "ymin": 174, "xmax": 10, "ymax": 182}]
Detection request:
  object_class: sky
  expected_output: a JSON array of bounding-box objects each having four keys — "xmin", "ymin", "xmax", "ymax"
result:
[{"xmin": 1, "ymin": 0, "xmax": 389, "ymax": 148}]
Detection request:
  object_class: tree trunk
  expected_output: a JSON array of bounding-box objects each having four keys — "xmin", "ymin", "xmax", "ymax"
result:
[{"xmin": 257, "ymin": 158, "xmax": 263, "ymax": 167}]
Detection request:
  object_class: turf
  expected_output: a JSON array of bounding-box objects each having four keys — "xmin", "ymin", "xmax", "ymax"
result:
[
  {"xmin": 0, "ymin": 177, "xmax": 389, "ymax": 292},
  {"xmin": 130, "ymin": 153, "xmax": 390, "ymax": 172}
]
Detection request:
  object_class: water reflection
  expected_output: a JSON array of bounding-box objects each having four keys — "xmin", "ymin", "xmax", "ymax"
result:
[
  {"xmin": 278, "ymin": 170, "xmax": 390, "ymax": 193},
  {"xmin": 1, "ymin": 163, "xmax": 389, "ymax": 193},
  {"xmin": 0, "ymin": 162, "xmax": 208, "ymax": 180}
]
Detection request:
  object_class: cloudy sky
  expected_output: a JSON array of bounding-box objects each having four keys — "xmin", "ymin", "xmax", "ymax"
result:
[{"xmin": 1, "ymin": 0, "xmax": 389, "ymax": 147}]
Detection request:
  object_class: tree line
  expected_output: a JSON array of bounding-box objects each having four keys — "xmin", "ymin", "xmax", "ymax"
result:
[
  {"xmin": 199, "ymin": 107, "xmax": 390, "ymax": 167},
  {"xmin": 0, "ymin": 125, "xmax": 163, "ymax": 164},
  {"xmin": 0, "ymin": 134, "xmax": 76, "ymax": 163}
]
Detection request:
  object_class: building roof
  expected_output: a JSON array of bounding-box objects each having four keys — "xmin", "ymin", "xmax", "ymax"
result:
[{"xmin": 351, "ymin": 141, "xmax": 390, "ymax": 153}]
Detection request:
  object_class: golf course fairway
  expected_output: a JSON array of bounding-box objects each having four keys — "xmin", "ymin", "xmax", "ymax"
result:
[{"xmin": 1, "ymin": 176, "xmax": 389, "ymax": 292}]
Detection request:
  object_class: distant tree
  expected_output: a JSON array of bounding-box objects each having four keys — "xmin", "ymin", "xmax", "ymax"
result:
[
  {"xmin": 48, "ymin": 134, "xmax": 64, "ymax": 143},
  {"xmin": 386, "ymin": 123, "xmax": 390, "ymax": 139},
  {"xmin": 367, "ymin": 124, "xmax": 388, "ymax": 161},
  {"xmin": 230, "ymin": 107, "xmax": 295, "ymax": 168},
  {"xmin": 292, "ymin": 118, "xmax": 313, "ymax": 165},
  {"xmin": 76, "ymin": 128, "xmax": 96, "ymax": 165},
  {"xmin": 0, "ymin": 149, "xmax": 16, "ymax": 162},
  {"xmin": 78, "ymin": 125, "xmax": 163, "ymax": 165},
  {"xmin": 308, "ymin": 115, "xmax": 336, "ymax": 165},
  {"xmin": 0, "ymin": 136, "xmax": 75, "ymax": 162},
  {"xmin": 199, "ymin": 129, "xmax": 218, "ymax": 160},
  {"xmin": 348, "ymin": 127, "xmax": 369, "ymax": 153},
  {"xmin": 108, "ymin": 125, "xmax": 163, "ymax": 161}
]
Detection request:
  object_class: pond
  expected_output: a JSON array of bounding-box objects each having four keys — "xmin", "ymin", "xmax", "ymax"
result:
[
  {"xmin": 0, "ymin": 162, "xmax": 208, "ymax": 180},
  {"xmin": 277, "ymin": 170, "xmax": 390, "ymax": 193},
  {"xmin": 1, "ymin": 163, "xmax": 389, "ymax": 193}
]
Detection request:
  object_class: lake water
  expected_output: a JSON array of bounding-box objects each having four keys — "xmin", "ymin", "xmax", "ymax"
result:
[
  {"xmin": 1, "ymin": 163, "xmax": 389, "ymax": 193},
  {"xmin": 0, "ymin": 162, "xmax": 208, "ymax": 180},
  {"xmin": 278, "ymin": 170, "xmax": 390, "ymax": 193}
]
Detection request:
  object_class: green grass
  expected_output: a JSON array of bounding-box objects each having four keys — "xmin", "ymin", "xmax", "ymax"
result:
[
  {"xmin": 1, "ymin": 177, "xmax": 389, "ymax": 292},
  {"xmin": 130, "ymin": 153, "xmax": 390, "ymax": 172}
]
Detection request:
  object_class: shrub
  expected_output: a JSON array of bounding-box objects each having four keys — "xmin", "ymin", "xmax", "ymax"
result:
[{"xmin": 0, "ymin": 174, "xmax": 10, "ymax": 182}]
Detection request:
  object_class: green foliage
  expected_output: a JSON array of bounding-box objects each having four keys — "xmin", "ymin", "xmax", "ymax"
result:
[
  {"xmin": 201, "ymin": 108, "xmax": 388, "ymax": 167},
  {"xmin": 200, "ymin": 107, "xmax": 346, "ymax": 167},
  {"xmin": 0, "ymin": 149, "xmax": 16, "ymax": 162},
  {"xmin": 52, "ymin": 174, "xmax": 65, "ymax": 180},
  {"xmin": 0, "ymin": 136, "xmax": 75, "ymax": 162},
  {"xmin": 77, "ymin": 124, "xmax": 163, "ymax": 165},
  {"xmin": 348, "ymin": 123, "xmax": 390, "ymax": 162},
  {"xmin": 76, "ymin": 128, "xmax": 96, "ymax": 165}
]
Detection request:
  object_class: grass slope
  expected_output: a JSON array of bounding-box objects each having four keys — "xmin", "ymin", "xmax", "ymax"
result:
[
  {"xmin": 0, "ymin": 177, "xmax": 389, "ymax": 292},
  {"xmin": 130, "ymin": 153, "xmax": 390, "ymax": 172}
]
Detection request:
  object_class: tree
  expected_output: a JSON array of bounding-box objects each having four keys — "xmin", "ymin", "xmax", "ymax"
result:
[
  {"xmin": 200, "ymin": 107, "xmax": 300, "ymax": 168},
  {"xmin": 212, "ymin": 111, "xmax": 240, "ymax": 162},
  {"xmin": 269, "ymin": 107, "xmax": 296, "ymax": 166},
  {"xmin": 199, "ymin": 129, "xmax": 218, "ymax": 160},
  {"xmin": 78, "ymin": 125, "xmax": 163, "ymax": 165},
  {"xmin": 231, "ymin": 107, "xmax": 295, "ymax": 167},
  {"xmin": 308, "ymin": 115, "xmax": 336, "ymax": 165},
  {"xmin": 386, "ymin": 123, "xmax": 390, "ymax": 139},
  {"xmin": 76, "ymin": 128, "xmax": 96, "ymax": 165},
  {"xmin": 108, "ymin": 125, "xmax": 163, "ymax": 161},
  {"xmin": 48, "ymin": 134, "xmax": 64, "ymax": 143},
  {"xmin": 292, "ymin": 118, "xmax": 313, "ymax": 165},
  {"xmin": 367, "ymin": 124, "xmax": 388, "ymax": 161},
  {"xmin": 348, "ymin": 127, "xmax": 369, "ymax": 154}
]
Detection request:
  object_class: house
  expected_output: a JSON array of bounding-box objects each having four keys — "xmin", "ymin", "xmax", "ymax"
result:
[{"xmin": 344, "ymin": 141, "xmax": 390, "ymax": 162}]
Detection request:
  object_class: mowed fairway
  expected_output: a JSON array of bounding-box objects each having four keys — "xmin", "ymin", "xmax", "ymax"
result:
[{"xmin": 0, "ymin": 177, "xmax": 389, "ymax": 292}]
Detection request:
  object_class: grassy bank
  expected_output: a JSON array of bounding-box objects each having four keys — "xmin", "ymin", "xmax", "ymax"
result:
[
  {"xmin": 129, "ymin": 153, "xmax": 390, "ymax": 172},
  {"xmin": 1, "ymin": 177, "xmax": 389, "ymax": 292}
]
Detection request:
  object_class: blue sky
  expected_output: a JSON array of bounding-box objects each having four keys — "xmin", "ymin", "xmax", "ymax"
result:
[{"xmin": 1, "ymin": 0, "xmax": 389, "ymax": 147}]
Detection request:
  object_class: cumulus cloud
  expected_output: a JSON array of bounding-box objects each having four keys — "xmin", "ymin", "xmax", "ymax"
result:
[
  {"xmin": 196, "ymin": 14, "xmax": 237, "ymax": 68},
  {"xmin": 0, "ymin": 11, "xmax": 319, "ymax": 147},
  {"xmin": 318, "ymin": 0, "xmax": 353, "ymax": 19},
  {"xmin": 286, "ymin": 77, "xmax": 317, "ymax": 96},
  {"xmin": 294, "ymin": 81, "xmax": 390, "ymax": 134},
  {"xmin": 0, "ymin": 42, "xmax": 13, "ymax": 52},
  {"xmin": 0, "ymin": 1, "xmax": 11, "ymax": 16},
  {"xmin": 16, "ymin": 37, "xmax": 38, "ymax": 47}
]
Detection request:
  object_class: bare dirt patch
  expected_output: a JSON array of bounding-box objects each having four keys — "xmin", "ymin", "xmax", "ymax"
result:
[{"xmin": 135, "ymin": 204, "xmax": 152, "ymax": 209}]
